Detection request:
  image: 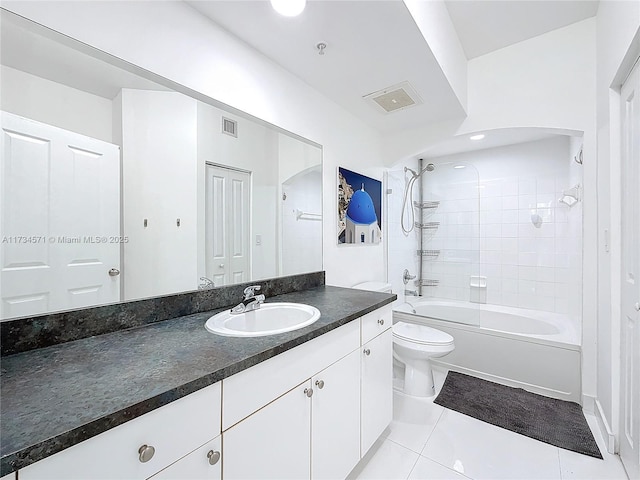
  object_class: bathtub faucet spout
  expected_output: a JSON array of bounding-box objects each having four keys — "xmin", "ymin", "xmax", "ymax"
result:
[{"xmin": 404, "ymin": 289, "xmax": 419, "ymax": 296}]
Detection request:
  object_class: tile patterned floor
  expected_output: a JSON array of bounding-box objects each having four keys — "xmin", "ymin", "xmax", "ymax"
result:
[{"xmin": 348, "ymin": 371, "xmax": 629, "ymax": 480}]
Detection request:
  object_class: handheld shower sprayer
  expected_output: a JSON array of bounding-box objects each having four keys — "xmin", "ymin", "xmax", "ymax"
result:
[{"xmin": 401, "ymin": 161, "xmax": 435, "ymax": 235}]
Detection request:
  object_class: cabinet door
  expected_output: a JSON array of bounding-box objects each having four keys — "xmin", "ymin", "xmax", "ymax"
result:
[
  {"xmin": 311, "ymin": 350, "xmax": 360, "ymax": 480},
  {"xmin": 361, "ymin": 329, "xmax": 393, "ymax": 455},
  {"xmin": 149, "ymin": 436, "xmax": 221, "ymax": 480},
  {"xmin": 224, "ymin": 381, "xmax": 312, "ymax": 480}
]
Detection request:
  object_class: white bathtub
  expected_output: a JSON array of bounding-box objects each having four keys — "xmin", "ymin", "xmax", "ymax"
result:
[{"xmin": 393, "ymin": 300, "xmax": 582, "ymax": 402}]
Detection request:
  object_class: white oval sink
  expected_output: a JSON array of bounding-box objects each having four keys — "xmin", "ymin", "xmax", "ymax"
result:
[{"xmin": 205, "ymin": 302, "xmax": 321, "ymax": 337}]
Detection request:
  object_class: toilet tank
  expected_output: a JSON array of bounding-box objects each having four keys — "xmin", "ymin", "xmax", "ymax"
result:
[{"xmin": 351, "ymin": 281, "xmax": 393, "ymax": 293}]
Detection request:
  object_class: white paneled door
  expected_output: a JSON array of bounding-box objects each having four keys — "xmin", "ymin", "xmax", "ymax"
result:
[
  {"xmin": 0, "ymin": 112, "xmax": 120, "ymax": 319},
  {"xmin": 205, "ymin": 164, "xmax": 250, "ymax": 287},
  {"xmin": 620, "ymin": 59, "xmax": 640, "ymax": 480}
]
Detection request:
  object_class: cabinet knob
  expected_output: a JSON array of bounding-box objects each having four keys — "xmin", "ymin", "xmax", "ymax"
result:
[
  {"xmin": 363, "ymin": 348, "xmax": 371, "ymax": 356},
  {"xmin": 138, "ymin": 444, "xmax": 155, "ymax": 463},
  {"xmin": 315, "ymin": 379, "xmax": 325, "ymax": 389},
  {"xmin": 207, "ymin": 450, "xmax": 221, "ymax": 466},
  {"xmin": 378, "ymin": 319, "xmax": 385, "ymax": 326},
  {"xmin": 304, "ymin": 387, "xmax": 314, "ymax": 397},
  {"xmin": 635, "ymin": 302, "xmax": 640, "ymax": 312}
]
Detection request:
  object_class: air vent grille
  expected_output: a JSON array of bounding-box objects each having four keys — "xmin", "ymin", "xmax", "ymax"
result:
[
  {"xmin": 222, "ymin": 117, "xmax": 237, "ymax": 137},
  {"xmin": 363, "ymin": 81, "xmax": 423, "ymax": 114}
]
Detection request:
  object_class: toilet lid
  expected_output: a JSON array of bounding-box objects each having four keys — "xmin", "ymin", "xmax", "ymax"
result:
[{"xmin": 393, "ymin": 321, "xmax": 454, "ymax": 346}]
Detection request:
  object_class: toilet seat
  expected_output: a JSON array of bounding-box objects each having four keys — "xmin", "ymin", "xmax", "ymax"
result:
[{"xmin": 393, "ymin": 321, "xmax": 454, "ymax": 347}]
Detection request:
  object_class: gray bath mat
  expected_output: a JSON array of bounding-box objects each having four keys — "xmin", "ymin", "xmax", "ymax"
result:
[{"xmin": 434, "ymin": 371, "xmax": 602, "ymax": 459}]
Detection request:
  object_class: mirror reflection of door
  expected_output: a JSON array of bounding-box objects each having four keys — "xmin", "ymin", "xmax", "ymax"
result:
[
  {"xmin": 205, "ymin": 164, "xmax": 250, "ymax": 287},
  {"xmin": 0, "ymin": 111, "xmax": 121, "ymax": 319}
]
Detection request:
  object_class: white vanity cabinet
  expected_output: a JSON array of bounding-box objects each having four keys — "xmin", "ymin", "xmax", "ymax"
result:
[
  {"xmin": 223, "ymin": 381, "xmax": 313, "ymax": 480},
  {"xmin": 222, "ymin": 305, "xmax": 393, "ymax": 480},
  {"xmin": 13, "ymin": 304, "xmax": 393, "ymax": 480},
  {"xmin": 361, "ymin": 328, "xmax": 393, "ymax": 454},
  {"xmin": 149, "ymin": 436, "xmax": 222, "ymax": 480},
  {"xmin": 19, "ymin": 382, "xmax": 221, "ymax": 480},
  {"xmin": 311, "ymin": 349, "xmax": 361, "ymax": 480}
]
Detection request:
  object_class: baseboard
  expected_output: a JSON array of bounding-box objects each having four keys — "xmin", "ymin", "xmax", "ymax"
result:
[
  {"xmin": 582, "ymin": 394, "xmax": 595, "ymax": 414},
  {"xmin": 594, "ymin": 399, "xmax": 616, "ymax": 454}
]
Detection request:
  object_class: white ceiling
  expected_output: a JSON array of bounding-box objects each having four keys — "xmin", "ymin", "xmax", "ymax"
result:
[
  {"xmin": 187, "ymin": 0, "xmax": 466, "ymax": 134},
  {"xmin": 188, "ymin": 0, "xmax": 598, "ymax": 137},
  {"xmin": 445, "ymin": 0, "xmax": 599, "ymax": 59}
]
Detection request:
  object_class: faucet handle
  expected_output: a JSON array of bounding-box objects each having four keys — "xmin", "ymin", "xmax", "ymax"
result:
[{"xmin": 243, "ymin": 285, "xmax": 262, "ymax": 298}]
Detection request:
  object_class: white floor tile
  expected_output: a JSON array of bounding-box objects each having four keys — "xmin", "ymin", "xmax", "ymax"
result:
[
  {"xmin": 408, "ymin": 456, "xmax": 469, "ymax": 480},
  {"xmin": 558, "ymin": 413, "xmax": 628, "ymax": 480},
  {"xmin": 349, "ymin": 438, "xmax": 420, "ymax": 480},
  {"xmin": 387, "ymin": 392, "xmax": 445, "ymax": 453},
  {"xmin": 422, "ymin": 409, "xmax": 562, "ymax": 479}
]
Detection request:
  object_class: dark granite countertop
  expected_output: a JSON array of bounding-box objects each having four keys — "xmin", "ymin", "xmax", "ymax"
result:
[{"xmin": 0, "ymin": 285, "xmax": 395, "ymax": 475}]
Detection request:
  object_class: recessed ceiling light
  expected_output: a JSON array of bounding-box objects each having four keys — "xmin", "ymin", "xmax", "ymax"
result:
[
  {"xmin": 270, "ymin": 0, "xmax": 306, "ymax": 17},
  {"xmin": 454, "ymin": 165, "xmax": 466, "ymax": 169},
  {"xmin": 470, "ymin": 134, "xmax": 485, "ymax": 140}
]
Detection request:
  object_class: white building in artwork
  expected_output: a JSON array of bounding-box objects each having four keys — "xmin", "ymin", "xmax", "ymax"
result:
[{"xmin": 345, "ymin": 186, "xmax": 381, "ymax": 244}]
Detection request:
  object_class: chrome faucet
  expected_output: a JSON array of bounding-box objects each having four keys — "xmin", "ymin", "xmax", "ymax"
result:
[
  {"xmin": 198, "ymin": 277, "xmax": 215, "ymax": 289},
  {"xmin": 404, "ymin": 289, "xmax": 419, "ymax": 296},
  {"xmin": 230, "ymin": 285, "xmax": 265, "ymax": 314}
]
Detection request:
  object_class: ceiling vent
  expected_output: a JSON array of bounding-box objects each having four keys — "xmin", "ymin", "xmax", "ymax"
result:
[
  {"xmin": 222, "ymin": 117, "xmax": 238, "ymax": 137},
  {"xmin": 363, "ymin": 81, "xmax": 423, "ymax": 114}
]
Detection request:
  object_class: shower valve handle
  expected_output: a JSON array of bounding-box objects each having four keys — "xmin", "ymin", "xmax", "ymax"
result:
[{"xmin": 403, "ymin": 269, "xmax": 416, "ymax": 285}]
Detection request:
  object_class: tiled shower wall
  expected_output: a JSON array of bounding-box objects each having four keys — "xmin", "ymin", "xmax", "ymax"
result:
[
  {"xmin": 388, "ymin": 136, "xmax": 582, "ymax": 322},
  {"xmin": 386, "ymin": 162, "xmax": 420, "ymax": 304}
]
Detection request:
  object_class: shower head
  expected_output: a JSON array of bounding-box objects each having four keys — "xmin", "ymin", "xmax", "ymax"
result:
[
  {"xmin": 404, "ymin": 166, "xmax": 418, "ymax": 177},
  {"xmin": 425, "ymin": 163, "xmax": 435, "ymax": 172}
]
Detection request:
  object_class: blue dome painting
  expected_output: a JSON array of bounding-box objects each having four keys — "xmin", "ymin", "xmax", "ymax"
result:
[
  {"xmin": 346, "ymin": 187, "xmax": 378, "ymax": 225},
  {"xmin": 338, "ymin": 168, "xmax": 382, "ymax": 245}
]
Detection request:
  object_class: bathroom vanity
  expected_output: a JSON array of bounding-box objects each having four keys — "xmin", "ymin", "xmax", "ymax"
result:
[{"xmin": 0, "ymin": 283, "xmax": 394, "ymax": 479}]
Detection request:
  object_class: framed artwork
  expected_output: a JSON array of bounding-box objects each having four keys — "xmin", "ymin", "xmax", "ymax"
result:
[{"xmin": 338, "ymin": 167, "xmax": 382, "ymax": 245}]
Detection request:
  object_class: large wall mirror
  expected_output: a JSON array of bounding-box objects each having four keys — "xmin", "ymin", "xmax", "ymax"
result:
[{"xmin": 0, "ymin": 10, "xmax": 323, "ymax": 320}]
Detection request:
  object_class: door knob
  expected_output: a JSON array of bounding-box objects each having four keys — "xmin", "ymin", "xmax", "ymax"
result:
[
  {"xmin": 138, "ymin": 444, "xmax": 155, "ymax": 463},
  {"xmin": 108, "ymin": 268, "xmax": 120, "ymax": 277},
  {"xmin": 207, "ymin": 450, "xmax": 221, "ymax": 465}
]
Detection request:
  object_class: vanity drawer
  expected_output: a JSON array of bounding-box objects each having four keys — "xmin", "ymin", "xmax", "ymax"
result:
[
  {"xmin": 19, "ymin": 382, "xmax": 221, "ymax": 480},
  {"xmin": 361, "ymin": 305, "xmax": 392, "ymax": 344}
]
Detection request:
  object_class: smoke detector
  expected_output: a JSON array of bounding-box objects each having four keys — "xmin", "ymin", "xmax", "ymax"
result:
[{"xmin": 363, "ymin": 81, "xmax": 423, "ymax": 114}]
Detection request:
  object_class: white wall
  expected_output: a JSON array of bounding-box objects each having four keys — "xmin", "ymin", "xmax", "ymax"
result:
[
  {"xmin": 117, "ymin": 89, "xmax": 198, "ymax": 300},
  {"xmin": 0, "ymin": 65, "xmax": 113, "ymax": 143},
  {"xmin": 595, "ymin": 0, "xmax": 640, "ymax": 450},
  {"xmin": 2, "ymin": 0, "xmax": 386, "ymax": 289},
  {"xmin": 403, "ymin": 0, "xmax": 467, "ymax": 111}
]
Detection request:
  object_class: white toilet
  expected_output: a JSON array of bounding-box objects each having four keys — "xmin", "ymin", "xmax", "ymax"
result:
[
  {"xmin": 392, "ymin": 321, "xmax": 455, "ymax": 397},
  {"xmin": 351, "ymin": 281, "xmax": 455, "ymax": 398}
]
